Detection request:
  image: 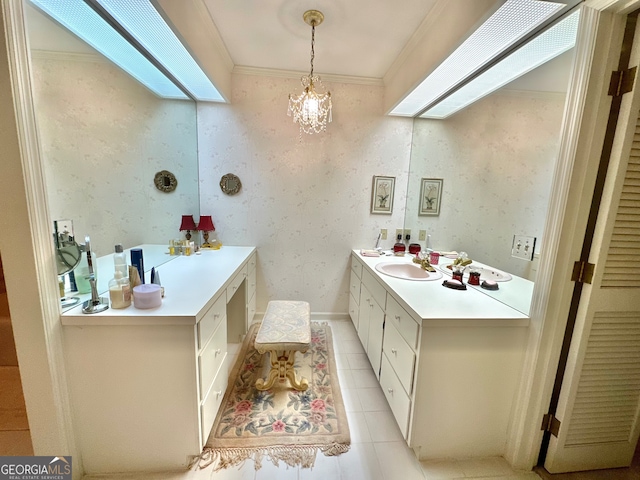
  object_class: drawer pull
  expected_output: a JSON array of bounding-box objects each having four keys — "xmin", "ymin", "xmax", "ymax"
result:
[
  {"xmin": 214, "ymin": 349, "xmax": 221, "ymax": 356},
  {"xmin": 215, "ymin": 390, "xmax": 222, "ymax": 398},
  {"xmin": 214, "ymin": 313, "xmax": 220, "ymax": 319},
  {"xmin": 387, "ymin": 388, "xmax": 393, "ymax": 394},
  {"xmin": 395, "ymin": 315, "xmax": 401, "ymax": 321},
  {"xmin": 391, "ymin": 348, "xmax": 397, "ymax": 354}
]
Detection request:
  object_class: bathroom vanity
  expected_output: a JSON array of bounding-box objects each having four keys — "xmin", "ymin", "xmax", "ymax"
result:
[
  {"xmin": 60, "ymin": 245, "xmax": 256, "ymax": 474},
  {"xmin": 350, "ymin": 250, "xmax": 531, "ymax": 460}
]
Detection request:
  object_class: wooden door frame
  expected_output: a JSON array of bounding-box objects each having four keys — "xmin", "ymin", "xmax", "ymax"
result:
[{"xmin": 506, "ymin": 0, "xmax": 640, "ymax": 470}]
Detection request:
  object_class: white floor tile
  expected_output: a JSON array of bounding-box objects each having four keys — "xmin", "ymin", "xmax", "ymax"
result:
[
  {"xmin": 340, "ymin": 387, "xmax": 363, "ymax": 412},
  {"xmin": 337, "ymin": 368, "xmax": 355, "ymax": 389},
  {"xmin": 253, "ymin": 459, "xmax": 299, "ymax": 480},
  {"xmin": 299, "ymin": 452, "xmax": 341, "ymax": 479},
  {"xmin": 335, "ymin": 353, "xmax": 349, "ymax": 370},
  {"xmin": 456, "ymin": 457, "xmax": 515, "ymax": 477},
  {"xmin": 337, "ymin": 442, "xmax": 384, "ymax": 480},
  {"xmin": 374, "ymin": 441, "xmax": 426, "ymax": 480},
  {"xmin": 346, "ymin": 353, "xmax": 371, "ymax": 370},
  {"xmin": 351, "ymin": 368, "xmax": 379, "ymax": 388},
  {"xmin": 345, "ymin": 410, "xmax": 372, "ymax": 443},
  {"xmin": 364, "ymin": 410, "xmax": 404, "ymax": 443},
  {"xmin": 356, "ymin": 387, "xmax": 390, "ymax": 412},
  {"xmin": 420, "ymin": 459, "xmax": 466, "ymax": 479}
]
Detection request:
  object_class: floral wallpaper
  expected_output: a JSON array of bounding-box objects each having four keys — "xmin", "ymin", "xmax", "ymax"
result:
[
  {"xmin": 198, "ymin": 74, "xmax": 412, "ymax": 314},
  {"xmin": 31, "ymin": 53, "xmax": 198, "ymax": 257},
  {"xmin": 406, "ymin": 92, "xmax": 566, "ymax": 278}
]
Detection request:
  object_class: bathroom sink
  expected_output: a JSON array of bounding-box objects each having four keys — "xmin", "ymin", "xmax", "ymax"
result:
[
  {"xmin": 438, "ymin": 264, "xmax": 512, "ymax": 282},
  {"xmin": 375, "ymin": 262, "xmax": 443, "ymax": 281}
]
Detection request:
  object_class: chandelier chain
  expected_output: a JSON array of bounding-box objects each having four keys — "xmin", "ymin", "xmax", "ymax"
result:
[{"xmin": 310, "ymin": 24, "xmax": 315, "ymax": 77}]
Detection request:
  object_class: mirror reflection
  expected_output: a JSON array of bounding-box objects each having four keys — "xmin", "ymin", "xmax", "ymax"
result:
[
  {"xmin": 25, "ymin": 3, "xmax": 200, "ymax": 260},
  {"xmin": 404, "ymin": 50, "xmax": 575, "ymax": 314}
]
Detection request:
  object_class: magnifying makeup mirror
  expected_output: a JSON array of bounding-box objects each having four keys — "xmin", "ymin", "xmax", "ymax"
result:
[{"xmin": 54, "ymin": 219, "xmax": 81, "ymax": 308}]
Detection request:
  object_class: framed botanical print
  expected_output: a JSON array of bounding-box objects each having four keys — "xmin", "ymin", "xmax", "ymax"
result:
[
  {"xmin": 371, "ymin": 176, "xmax": 395, "ymax": 214},
  {"xmin": 419, "ymin": 178, "xmax": 443, "ymax": 216}
]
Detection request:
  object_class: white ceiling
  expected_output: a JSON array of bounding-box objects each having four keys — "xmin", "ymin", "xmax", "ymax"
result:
[
  {"xmin": 200, "ymin": 0, "xmax": 440, "ymax": 79},
  {"xmin": 24, "ymin": 0, "xmax": 574, "ymax": 97}
]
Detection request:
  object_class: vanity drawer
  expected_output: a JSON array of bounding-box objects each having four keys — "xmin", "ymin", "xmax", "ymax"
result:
[
  {"xmin": 247, "ymin": 267, "xmax": 257, "ymax": 302},
  {"xmin": 351, "ymin": 256, "xmax": 363, "ymax": 280},
  {"xmin": 199, "ymin": 317, "xmax": 227, "ymax": 401},
  {"xmin": 349, "ymin": 269, "xmax": 361, "ymax": 304},
  {"xmin": 200, "ymin": 356, "xmax": 228, "ymax": 444},
  {"xmin": 362, "ymin": 270, "xmax": 386, "ymax": 310},
  {"xmin": 248, "ymin": 251, "xmax": 257, "ymax": 274},
  {"xmin": 386, "ymin": 295, "xmax": 419, "ymax": 350},
  {"xmin": 383, "ymin": 321, "xmax": 415, "ymax": 395},
  {"xmin": 227, "ymin": 266, "xmax": 247, "ymax": 302},
  {"xmin": 348, "ymin": 292, "xmax": 358, "ymax": 328},
  {"xmin": 248, "ymin": 290, "xmax": 257, "ymax": 326},
  {"xmin": 197, "ymin": 293, "xmax": 226, "ymax": 349},
  {"xmin": 380, "ymin": 354, "xmax": 410, "ymax": 439}
]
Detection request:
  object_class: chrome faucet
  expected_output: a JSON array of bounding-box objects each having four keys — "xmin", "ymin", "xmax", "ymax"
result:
[{"xmin": 82, "ymin": 236, "xmax": 109, "ymax": 314}]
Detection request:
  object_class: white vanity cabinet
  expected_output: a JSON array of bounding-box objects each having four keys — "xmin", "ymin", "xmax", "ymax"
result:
[
  {"xmin": 350, "ymin": 251, "xmax": 530, "ymax": 461},
  {"xmin": 348, "ymin": 258, "xmax": 361, "ymax": 327},
  {"xmin": 61, "ymin": 246, "xmax": 256, "ymax": 474}
]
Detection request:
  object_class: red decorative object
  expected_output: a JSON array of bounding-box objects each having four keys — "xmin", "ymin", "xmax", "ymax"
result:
[
  {"xmin": 197, "ymin": 215, "xmax": 216, "ymax": 247},
  {"xmin": 179, "ymin": 215, "xmax": 197, "ymax": 241}
]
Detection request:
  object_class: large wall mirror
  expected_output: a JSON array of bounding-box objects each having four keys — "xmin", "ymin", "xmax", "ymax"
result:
[
  {"xmin": 403, "ymin": 49, "xmax": 576, "ymax": 314},
  {"xmin": 24, "ymin": 2, "xmax": 199, "ymax": 259}
]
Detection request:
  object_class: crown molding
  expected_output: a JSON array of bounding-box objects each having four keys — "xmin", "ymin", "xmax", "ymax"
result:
[
  {"xmin": 383, "ymin": 0, "xmax": 448, "ymax": 86},
  {"xmin": 192, "ymin": 0, "xmax": 234, "ymax": 72},
  {"xmin": 30, "ymin": 49, "xmax": 106, "ymax": 63},
  {"xmin": 493, "ymin": 88, "xmax": 567, "ymax": 100},
  {"xmin": 232, "ymin": 65, "xmax": 384, "ymax": 87}
]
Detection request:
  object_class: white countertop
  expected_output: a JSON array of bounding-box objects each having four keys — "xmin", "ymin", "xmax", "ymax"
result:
[
  {"xmin": 62, "ymin": 246, "xmax": 255, "ymax": 326},
  {"xmin": 354, "ymin": 250, "xmax": 531, "ymax": 326}
]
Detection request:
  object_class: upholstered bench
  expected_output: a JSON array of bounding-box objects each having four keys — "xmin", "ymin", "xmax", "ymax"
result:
[{"xmin": 254, "ymin": 300, "xmax": 311, "ymax": 391}]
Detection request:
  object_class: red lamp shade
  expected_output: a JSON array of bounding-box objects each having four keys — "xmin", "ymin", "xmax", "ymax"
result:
[
  {"xmin": 179, "ymin": 215, "xmax": 197, "ymax": 231},
  {"xmin": 197, "ymin": 215, "xmax": 215, "ymax": 232}
]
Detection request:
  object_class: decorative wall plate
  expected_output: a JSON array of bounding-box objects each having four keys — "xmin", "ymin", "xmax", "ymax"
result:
[
  {"xmin": 154, "ymin": 170, "xmax": 177, "ymax": 193},
  {"xmin": 220, "ymin": 173, "xmax": 241, "ymax": 195}
]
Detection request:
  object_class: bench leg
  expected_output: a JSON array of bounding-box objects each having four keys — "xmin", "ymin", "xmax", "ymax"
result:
[{"xmin": 256, "ymin": 350, "xmax": 309, "ymax": 391}]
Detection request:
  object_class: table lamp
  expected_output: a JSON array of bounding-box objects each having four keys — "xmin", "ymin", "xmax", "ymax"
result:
[
  {"xmin": 197, "ymin": 215, "xmax": 219, "ymax": 249},
  {"xmin": 179, "ymin": 214, "xmax": 197, "ymax": 241}
]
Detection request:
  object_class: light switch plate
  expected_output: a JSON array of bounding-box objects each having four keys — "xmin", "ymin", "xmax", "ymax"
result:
[
  {"xmin": 380, "ymin": 229, "xmax": 387, "ymax": 240},
  {"xmin": 419, "ymin": 230, "xmax": 426, "ymax": 241},
  {"xmin": 512, "ymin": 235, "xmax": 536, "ymax": 261}
]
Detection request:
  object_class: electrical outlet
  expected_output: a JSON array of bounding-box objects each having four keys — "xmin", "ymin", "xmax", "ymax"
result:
[
  {"xmin": 380, "ymin": 229, "xmax": 387, "ymax": 240},
  {"xmin": 404, "ymin": 229, "xmax": 411, "ymax": 240},
  {"xmin": 396, "ymin": 229, "xmax": 403, "ymax": 240},
  {"xmin": 419, "ymin": 230, "xmax": 426, "ymax": 241},
  {"xmin": 512, "ymin": 235, "xmax": 536, "ymax": 261}
]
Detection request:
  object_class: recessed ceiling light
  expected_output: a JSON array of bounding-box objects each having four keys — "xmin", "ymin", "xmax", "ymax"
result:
[
  {"xmin": 420, "ymin": 9, "xmax": 580, "ymax": 119},
  {"xmin": 390, "ymin": 0, "xmax": 565, "ymax": 117},
  {"xmin": 29, "ymin": 0, "xmax": 188, "ymax": 99},
  {"xmin": 92, "ymin": 0, "xmax": 224, "ymax": 102}
]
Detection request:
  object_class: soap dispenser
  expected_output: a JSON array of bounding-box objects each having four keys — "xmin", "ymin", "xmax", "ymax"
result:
[{"xmin": 109, "ymin": 270, "xmax": 131, "ymax": 309}]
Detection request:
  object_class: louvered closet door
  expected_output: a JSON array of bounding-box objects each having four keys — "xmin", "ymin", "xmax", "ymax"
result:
[{"xmin": 544, "ymin": 20, "xmax": 640, "ymax": 473}]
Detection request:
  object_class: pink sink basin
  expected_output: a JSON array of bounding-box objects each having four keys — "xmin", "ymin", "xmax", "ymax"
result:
[{"xmin": 375, "ymin": 262, "xmax": 444, "ymax": 281}]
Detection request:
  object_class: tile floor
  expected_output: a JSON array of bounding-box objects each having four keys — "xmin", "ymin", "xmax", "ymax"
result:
[{"xmin": 84, "ymin": 318, "xmax": 542, "ymax": 480}]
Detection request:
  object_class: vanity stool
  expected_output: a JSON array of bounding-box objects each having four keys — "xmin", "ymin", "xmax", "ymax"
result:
[{"xmin": 254, "ymin": 300, "xmax": 310, "ymax": 391}]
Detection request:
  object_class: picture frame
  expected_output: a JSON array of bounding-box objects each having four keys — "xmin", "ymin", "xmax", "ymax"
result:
[
  {"xmin": 370, "ymin": 176, "xmax": 395, "ymax": 214},
  {"xmin": 419, "ymin": 178, "xmax": 443, "ymax": 216}
]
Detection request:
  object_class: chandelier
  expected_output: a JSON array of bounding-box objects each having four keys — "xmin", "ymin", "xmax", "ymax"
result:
[{"xmin": 287, "ymin": 10, "xmax": 332, "ymax": 135}]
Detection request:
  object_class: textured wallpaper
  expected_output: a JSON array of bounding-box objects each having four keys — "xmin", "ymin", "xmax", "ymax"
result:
[
  {"xmin": 406, "ymin": 92, "xmax": 566, "ymax": 278},
  {"xmin": 31, "ymin": 52, "xmax": 198, "ymax": 258},
  {"xmin": 198, "ymin": 74, "xmax": 413, "ymax": 314}
]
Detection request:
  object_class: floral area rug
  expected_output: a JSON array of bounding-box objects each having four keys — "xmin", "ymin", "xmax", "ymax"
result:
[{"xmin": 199, "ymin": 321, "xmax": 350, "ymax": 471}]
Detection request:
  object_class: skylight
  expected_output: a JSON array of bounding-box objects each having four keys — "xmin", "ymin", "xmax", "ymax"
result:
[
  {"xmin": 420, "ymin": 9, "xmax": 580, "ymax": 119},
  {"xmin": 389, "ymin": 0, "xmax": 565, "ymax": 117},
  {"xmin": 93, "ymin": 0, "xmax": 224, "ymax": 102},
  {"xmin": 28, "ymin": 0, "xmax": 224, "ymax": 102}
]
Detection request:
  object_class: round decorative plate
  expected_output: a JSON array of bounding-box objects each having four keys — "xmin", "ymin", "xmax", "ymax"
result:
[
  {"xmin": 154, "ymin": 170, "xmax": 177, "ymax": 193},
  {"xmin": 220, "ymin": 173, "xmax": 241, "ymax": 195}
]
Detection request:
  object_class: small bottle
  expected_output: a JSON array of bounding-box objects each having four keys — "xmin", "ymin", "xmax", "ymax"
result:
[
  {"xmin": 114, "ymin": 244, "xmax": 128, "ymax": 278},
  {"xmin": 109, "ymin": 271, "xmax": 131, "ymax": 309},
  {"xmin": 393, "ymin": 234, "xmax": 406, "ymax": 255},
  {"xmin": 131, "ymin": 248, "xmax": 145, "ymax": 284}
]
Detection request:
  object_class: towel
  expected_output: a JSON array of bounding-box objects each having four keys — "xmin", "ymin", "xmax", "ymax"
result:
[{"xmin": 360, "ymin": 249, "xmax": 381, "ymax": 257}]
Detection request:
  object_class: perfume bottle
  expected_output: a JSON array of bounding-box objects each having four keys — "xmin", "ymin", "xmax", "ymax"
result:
[{"xmin": 393, "ymin": 234, "xmax": 406, "ymax": 255}]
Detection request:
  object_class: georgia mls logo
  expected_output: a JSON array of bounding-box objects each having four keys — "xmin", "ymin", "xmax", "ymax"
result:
[{"xmin": 0, "ymin": 456, "xmax": 72, "ymax": 480}]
